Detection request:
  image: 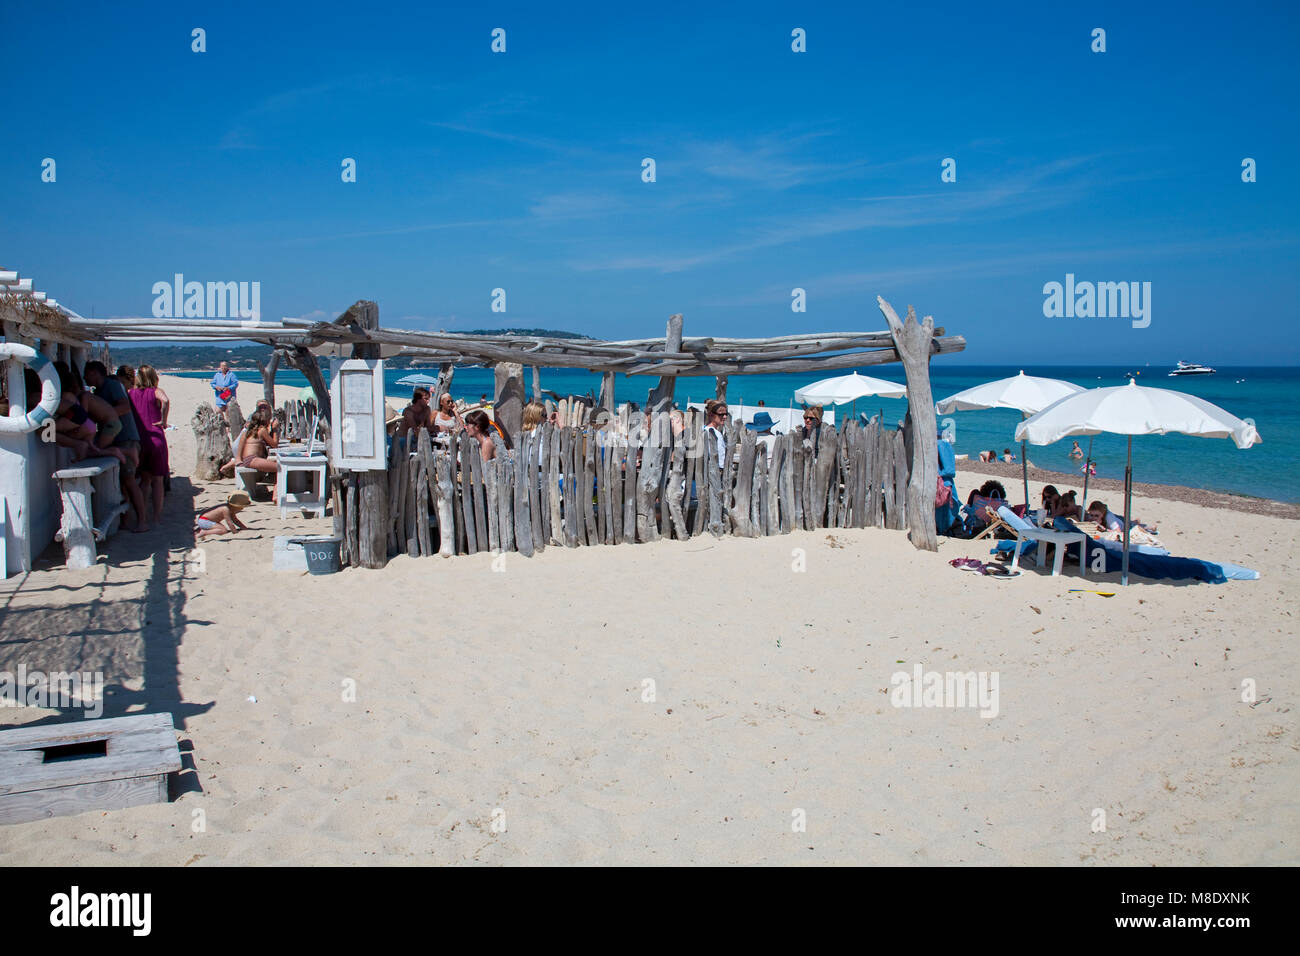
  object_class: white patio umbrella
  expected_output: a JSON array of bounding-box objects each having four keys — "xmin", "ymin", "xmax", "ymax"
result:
[
  {"xmin": 794, "ymin": 371, "xmax": 906, "ymax": 422},
  {"xmin": 1015, "ymin": 379, "xmax": 1260, "ymax": 585},
  {"xmin": 935, "ymin": 370, "xmax": 1086, "ymax": 506}
]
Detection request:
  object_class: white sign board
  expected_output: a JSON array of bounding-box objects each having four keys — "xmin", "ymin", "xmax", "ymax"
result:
[{"xmin": 329, "ymin": 358, "xmax": 387, "ymax": 470}]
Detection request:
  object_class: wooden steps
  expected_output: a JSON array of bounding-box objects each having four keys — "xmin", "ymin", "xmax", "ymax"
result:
[{"xmin": 0, "ymin": 713, "xmax": 181, "ymax": 825}]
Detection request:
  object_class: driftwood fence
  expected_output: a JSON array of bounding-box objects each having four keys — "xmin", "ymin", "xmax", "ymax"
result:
[{"xmin": 336, "ymin": 409, "xmax": 910, "ymax": 564}]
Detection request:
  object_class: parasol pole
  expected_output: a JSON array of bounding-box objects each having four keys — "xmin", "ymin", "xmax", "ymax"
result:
[
  {"xmin": 1121, "ymin": 436, "xmax": 1132, "ymax": 586},
  {"xmin": 1020, "ymin": 411, "xmax": 1030, "ymax": 509},
  {"xmin": 1081, "ymin": 435, "xmax": 1095, "ymax": 510}
]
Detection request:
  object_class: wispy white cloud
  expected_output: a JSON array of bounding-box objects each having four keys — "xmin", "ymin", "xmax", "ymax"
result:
[
  {"xmin": 570, "ymin": 157, "xmax": 1097, "ymax": 273},
  {"xmin": 673, "ymin": 131, "xmax": 867, "ymax": 189},
  {"xmin": 711, "ymin": 235, "xmax": 1300, "ymax": 306},
  {"xmin": 527, "ymin": 190, "xmax": 626, "ymax": 220}
]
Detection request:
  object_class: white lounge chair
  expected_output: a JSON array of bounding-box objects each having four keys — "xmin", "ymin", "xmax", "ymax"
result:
[{"xmin": 997, "ymin": 505, "xmax": 1088, "ymax": 577}]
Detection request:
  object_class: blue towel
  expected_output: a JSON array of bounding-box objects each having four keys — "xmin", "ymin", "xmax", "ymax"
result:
[
  {"xmin": 936, "ymin": 439, "xmax": 960, "ymax": 534},
  {"xmin": 1055, "ymin": 518, "xmax": 1257, "ymax": 584}
]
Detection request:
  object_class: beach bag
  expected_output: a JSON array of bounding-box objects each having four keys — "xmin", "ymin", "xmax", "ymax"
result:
[
  {"xmin": 935, "ymin": 477, "xmax": 952, "ymax": 508},
  {"xmin": 219, "ymin": 388, "xmax": 233, "ymax": 401}
]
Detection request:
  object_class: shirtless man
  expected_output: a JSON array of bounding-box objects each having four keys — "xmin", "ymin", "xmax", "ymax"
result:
[{"xmin": 398, "ymin": 388, "xmax": 434, "ymax": 440}]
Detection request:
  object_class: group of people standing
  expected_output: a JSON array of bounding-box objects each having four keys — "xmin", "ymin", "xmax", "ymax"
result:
[{"xmin": 51, "ymin": 361, "xmax": 172, "ymax": 533}]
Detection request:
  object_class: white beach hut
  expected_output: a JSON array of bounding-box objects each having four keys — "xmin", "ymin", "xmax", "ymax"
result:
[{"xmin": 1, "ymin": 273, "xmax": 97, "ymax": 577}]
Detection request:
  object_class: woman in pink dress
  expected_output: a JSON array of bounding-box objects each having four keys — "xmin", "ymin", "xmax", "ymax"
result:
[{"xmin": 129, "ymin": 364, "xmax": 171, "ymax": 523}]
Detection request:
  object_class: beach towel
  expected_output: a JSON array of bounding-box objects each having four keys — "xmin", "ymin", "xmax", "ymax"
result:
[
  {"xmin": 936, "ymin": 439, "xmax": 960, "ymax": 534},
  {"xmin": 1051, "ymin": 517, "xmax": 1257, "ymax": 583}
]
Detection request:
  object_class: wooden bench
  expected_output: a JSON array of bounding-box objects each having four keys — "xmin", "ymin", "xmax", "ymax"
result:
[
  {"xmin": 0, "ymin": 713, "xmax": 182, "ymax": 825},
  {"xmin": 53, "ymin": 456, "xmax": 129, "ymax": 569}
]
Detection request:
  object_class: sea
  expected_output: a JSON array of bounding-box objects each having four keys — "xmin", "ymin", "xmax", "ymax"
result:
[{"xmin": 172, "ymin": 365, "xmax": 1299, "ymax": 503}]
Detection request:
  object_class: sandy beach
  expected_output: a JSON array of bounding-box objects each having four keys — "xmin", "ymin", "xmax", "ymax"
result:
[{"xmin": 0, "ymin": 374, "xmax": 1296, "ymax": 865}]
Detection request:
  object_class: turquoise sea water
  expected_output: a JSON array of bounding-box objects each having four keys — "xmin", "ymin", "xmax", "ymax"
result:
[{"xmin": 173, "ymin": 365, "xmax": 1299, "ymax": 503}]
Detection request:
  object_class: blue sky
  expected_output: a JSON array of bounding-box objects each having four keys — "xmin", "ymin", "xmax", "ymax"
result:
[{"xmin": 3, "ymin": 0, "xmax": 1297, "ymax": 364}]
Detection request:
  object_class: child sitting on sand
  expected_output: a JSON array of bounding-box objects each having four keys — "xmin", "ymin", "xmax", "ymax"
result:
[{"xmin": 196, "ymin": 492, "xmax": 251, "ymax": 539}]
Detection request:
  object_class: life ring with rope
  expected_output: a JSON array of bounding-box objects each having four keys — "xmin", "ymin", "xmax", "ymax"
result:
[{"xmin": 0, "ymin": 342, "xmax": 61, "ymax": 434}]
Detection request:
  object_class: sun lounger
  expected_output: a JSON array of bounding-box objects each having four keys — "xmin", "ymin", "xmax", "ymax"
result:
[
  {"xmin": 1052, "ymin": 517, "xmax": 1258, "ymax": 583},
  {"xmin": 963, "ymin": 495, "xmax": 1009, "ymax": 538},
  {"xmin": 997, "ymin": 506, "xmax": 1087, "ymax": 577}
]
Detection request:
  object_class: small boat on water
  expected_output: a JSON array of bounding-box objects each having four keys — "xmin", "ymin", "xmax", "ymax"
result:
[{"xmin": 1168, "ymin": 361, "xmax": 1216, "ymax": 376}]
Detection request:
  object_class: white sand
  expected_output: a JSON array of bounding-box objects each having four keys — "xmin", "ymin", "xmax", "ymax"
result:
[{"xmin": 0, "ymin": 374, "xmax": 1296, "ymax": 864}]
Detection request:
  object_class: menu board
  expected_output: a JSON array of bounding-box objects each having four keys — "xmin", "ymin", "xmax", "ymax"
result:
[
  {"xmin": 341, "ymin": 369, "xmax": 374, "ymax": 458},
  {"xmin": 329, "ymin": 358, "xmax": 386, "ymax": 469}
]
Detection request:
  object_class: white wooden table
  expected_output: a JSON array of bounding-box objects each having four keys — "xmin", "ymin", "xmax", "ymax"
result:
[
  {"xmin": 273, "ymin": 449, "xmax": 329, "ymax": 519},
  {"xmin": 1010, "ymin": 527, "xmax": 1088, "ymax": 577}
]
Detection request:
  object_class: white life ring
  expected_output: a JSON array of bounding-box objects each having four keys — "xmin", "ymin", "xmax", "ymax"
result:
[{"xmin": 0, "ymin": 342, "xmax": 61, "ymax": 434}]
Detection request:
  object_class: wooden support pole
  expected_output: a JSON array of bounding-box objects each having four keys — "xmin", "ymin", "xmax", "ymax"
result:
[
  {"xmin": 286, "ymin": 346, "xmax": 331, "ymax": 424},
  {"xmin": 878, "ymin": 297, "xmax": 939, "ymax": 552},
  {"xmin": 260, "ymin": 350, "xmax": 280, "ymax": 407},
  {"xmin": 347, "ymin": 300, "xmax": 388, "ymax": 567},
  {"xmin": 599, "ymin": 371, "xmax": 616, "ymax": 417},
  {"xmin": 493, "ymin": 362, "xmax": 525, "ymax": 446},
  {"xmin": 434, "ymin": 451, "xmax": 455, "ymax": 557},
  {"xmin": 714, "ymin": 376, "xmax": 728, "ymax": 401},
  {"xmin": 646, "ymin": 314, "xmax": 683, "ymax": 414}
]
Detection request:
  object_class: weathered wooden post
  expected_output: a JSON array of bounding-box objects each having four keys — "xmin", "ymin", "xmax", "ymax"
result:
[
  {"xmin": 225, "ymin": 398, "xmax": 245, "ymax": 438},
  {"xmin": 286, "ymin": 346, "xmax": 331, "ymax": 424},
  {"xmin": 598, "ymin": 371, "xmax": 616, "ymax": 417},
  {"xmin": 349, "ymin": 300, "xmax": 389, "ymax": 568},
  {"xmin": 435, "ymin": 362, "xmax": 455, "ymax": 402},
  {"xmin": 191, "ymin": 403, "xmax": 230, "ymax": 479},
  {"xmin": 646, "ymin": 314, "xmax": 683, "ymax": 415},
  {"xmin": 259, "ymin": 350, "xmax": 280, "ymax": 407},
  {"xmin": 493, "ymin": 362, "xmax": 525, "ymax": 444},
  {"xmin": 714, "ymin": 376, "xmax": 728, "ymax": 402},
  {"xmin": 878, "ymin": 296, "xmax": 938, "ymax": 552}
]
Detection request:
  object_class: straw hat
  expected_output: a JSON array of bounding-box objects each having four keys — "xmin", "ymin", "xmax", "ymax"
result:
[
  {"xmin": 384, "ymin": 403, "xmax": 401, "ymax": 426},
  {"xmin": 227, "ymin": 492, "xmax": 252, "ymax": 510}
]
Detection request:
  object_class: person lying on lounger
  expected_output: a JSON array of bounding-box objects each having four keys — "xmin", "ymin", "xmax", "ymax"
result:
[
  {"xmin": 1086, "ymin": 500, "xmax": 1157, "ymax": 534},
  {"xmin": 195, "ymin": 493, "xmax": 250, "ymax": 539}
]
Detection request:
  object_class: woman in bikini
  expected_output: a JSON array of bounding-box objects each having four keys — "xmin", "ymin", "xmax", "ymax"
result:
[{"xmin": 220, "ymin": 408, "xmax": 280, "ymax": 499}]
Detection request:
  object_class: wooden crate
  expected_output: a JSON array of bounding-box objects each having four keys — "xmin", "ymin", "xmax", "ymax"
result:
[{"xmin": 0, "ymin": 713, "xmax": 181, "ymax": 825}]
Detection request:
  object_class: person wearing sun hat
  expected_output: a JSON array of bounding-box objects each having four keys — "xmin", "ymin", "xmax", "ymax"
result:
[
  {"xmin": 745, "ymin": 410, "xmax": 778, "ymax": 463},
  {"xmin": 195, "ymin": 492, "xmax": 251, "ymax": 539}
]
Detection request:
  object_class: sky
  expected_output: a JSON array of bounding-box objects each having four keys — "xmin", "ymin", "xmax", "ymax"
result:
[{"xmin": 2, "ymin": 0, "xmax": 1298, "ymax": 365}]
